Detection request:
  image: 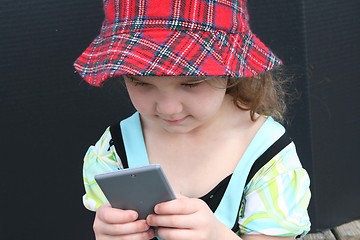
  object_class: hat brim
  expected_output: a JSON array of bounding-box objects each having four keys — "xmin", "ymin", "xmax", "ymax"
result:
[{"xmin": 74, "ymin": 29, "xmax": 282, "ymax": 86}]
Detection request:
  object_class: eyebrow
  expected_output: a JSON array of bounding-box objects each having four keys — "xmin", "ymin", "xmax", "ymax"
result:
[
  {"xmin": 127, "ymin": 76, "xmax": 144, "ymax": 82},
  {"xmin": 183, "ymin": 77, "xmax": 207, "ymax": 84},
  {"xmin": 127, "ymin": 76, "xmax": 209, "ymax": 84}
]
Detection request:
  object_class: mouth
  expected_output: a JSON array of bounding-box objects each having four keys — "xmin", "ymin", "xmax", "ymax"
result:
[{"xmin": 162, "ymin": 116, "xmax": 188, "ymax": 125}]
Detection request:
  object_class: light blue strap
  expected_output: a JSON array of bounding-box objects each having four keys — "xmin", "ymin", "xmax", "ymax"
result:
[
  {"xmin": 121, "ymin": 113, "xmax": 164, "ymax": 239},
  {"xmin": 120, "ymin": 112, "xmax": 150, "ymax": 167},
  {"xmin": 214, "ymin": 117, "xmax": 285, "ymax": 229},
  {"xmin": 120, "ymin": 113, "xmax": 285, "ymax": 234}
]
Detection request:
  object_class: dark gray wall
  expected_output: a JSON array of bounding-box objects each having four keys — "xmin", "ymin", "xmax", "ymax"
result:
[
  {"xmin": 1, "ymin": 0, "xmax": 359, "ymax": 238},
  {"xmin": 303, "ymin": 0, "xmax": 360, "ymax": 230},
  {"xmin": 249, "ymin": 0, "xmax": 360, "ymax": 231},
  {"xmin": 1, "ymin": 0, "xmax": 133, "ymax": 239}
]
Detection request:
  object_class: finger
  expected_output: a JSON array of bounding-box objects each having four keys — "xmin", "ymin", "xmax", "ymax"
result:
[
  {"xmin": 97, "ymin": 220, "xmax": 153, "ymax": 236},
  {"xmin": 96, "ymin": 229, "xmax": 155, "ymax": 240},
  {"xmin": 97, "ymin": 204, "xmax": 138, "ymax": 224},
  {"xmin": 157, "ymin": 227, "xmax": 195, "ymax": 240},
  {"xmin": 147, "ymin": 213, "xmax": 195, "ymax": 229},
  {"xmin": 174, "ymin": 193, "xmax": 187, "ymax": 199},
  {"xmin": 154, "ymin": 198, "xmax": 204, "ymax": 215}
]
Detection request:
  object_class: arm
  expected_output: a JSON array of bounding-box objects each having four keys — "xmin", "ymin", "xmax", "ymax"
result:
[
  {"xmin": 147, "ymin": 144, "xmax": 310, "ymax": 239},
  {"xmin": 238, "ymin": 143, "xmax": 311, "ymax": 237},
  {"xmin": 82, "ymin": 127, "xmax": 123, "ymax": 211},
  {"xmin": 82, "ymin": 128, "xmax": 154, "ymax": 239},
  {"xmin": 146, "ymin": 197, "xmax": 295, "ymax": 240},
  {"xmin": 216, "ymin": 220, "xmax": 294, "ymax": 240},
  {"xmin": 241, "ymin": 235, "xmax": 294, "ymax": 240},
  {"xmin": 147, "ymin": 197, "xmax": 231, "ymax": 240}
]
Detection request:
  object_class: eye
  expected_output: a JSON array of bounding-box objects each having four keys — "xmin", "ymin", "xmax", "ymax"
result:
[
  {"xmin": 182, "ymin": 78, "xmax": 207, "ymax": 88},
  {"xmin": 182, "ymin": 82, "xmax": 201, "ymax": 88},
  {"xmin": 133, "ymin": 81, "xmax": 148, "ymax": 86},
  {"xmin": 127, "ymin": 76, "xmax": 149, "ymax": 86}
]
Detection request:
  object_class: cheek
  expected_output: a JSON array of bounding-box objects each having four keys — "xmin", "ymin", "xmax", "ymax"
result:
[
  {"xmin": 127, "ymin": 88, "xmax": 152, "ymax": 113},
  {"xmin": 190, "ymin": 89, "xmax": 226, "ymax": 114}
]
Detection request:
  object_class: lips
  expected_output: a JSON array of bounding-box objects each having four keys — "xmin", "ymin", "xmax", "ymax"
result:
[{"xmin": 162, "ymin": 116, "xmax": 188, "ymax": 124}]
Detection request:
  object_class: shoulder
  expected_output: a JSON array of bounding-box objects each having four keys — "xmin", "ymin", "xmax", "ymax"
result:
[
  {"xmin": 239, "ymin": 140, "xmax": 311, "ymax": 236},
  {"xmin": 83, "ymin": 126, "xmax": 121, "ymax": 175},
  {"xmin": 82, "ymin": 113, "xmax": 139, "ymax": 183},
  {"xmin": 247, "ymin": 142, "xmax": 306, "ymax": 191},
  {"xmin": 82, "ymin": 113, "xmax": 140, "ymax": 211}
]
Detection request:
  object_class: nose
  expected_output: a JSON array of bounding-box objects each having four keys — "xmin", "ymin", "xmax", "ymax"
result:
[{"xmin": 155, "ymin": 93, "xmax": 183, "ymax": 116}]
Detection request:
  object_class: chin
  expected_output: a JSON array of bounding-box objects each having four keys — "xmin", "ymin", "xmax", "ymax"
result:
[{"xmin": 159, "ymin": 124, "xmax": 197, "ymax": 134}]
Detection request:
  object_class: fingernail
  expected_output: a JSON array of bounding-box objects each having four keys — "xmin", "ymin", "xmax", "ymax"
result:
[
  {"xmin": 132, "ymin": 211, "xmax": 138, "ymax": 220},
  {"xmin": 148, "ymin": 228, "xmax": 155, "ymax": 237},
  {"xmin": 154, "ymin": 205, "xmax": 159, "ymax": 213}
]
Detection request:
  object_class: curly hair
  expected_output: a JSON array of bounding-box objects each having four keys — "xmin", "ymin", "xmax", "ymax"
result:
[{"xmin": 226, "ymin": 68, "xmax": 292, "ymax": 123}]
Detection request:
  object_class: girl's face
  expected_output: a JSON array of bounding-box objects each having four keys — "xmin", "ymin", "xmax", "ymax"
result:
[{"xmin": 124, "ymin": 76, "xmax": 228, "ymax": 134}]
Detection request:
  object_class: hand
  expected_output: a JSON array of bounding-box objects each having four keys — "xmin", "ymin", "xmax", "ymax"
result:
[
  {"xmin": 93, "ymin": 203, "xmax": 155, "ymax": 240},
  {"xmin": 146, "ymin": 196, "xmax": 224, "ymax": 240}
]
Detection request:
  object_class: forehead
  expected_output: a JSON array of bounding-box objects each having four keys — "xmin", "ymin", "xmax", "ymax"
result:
[
  {"xmin": 126, "ymin": 75, "xmax": 228, "ymax": 83},
  {"xmin": 127, "ymin": 75, "xmax": 205, "ymax": 81}
]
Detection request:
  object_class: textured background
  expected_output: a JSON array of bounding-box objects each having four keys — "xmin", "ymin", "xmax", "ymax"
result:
[{"xmin": 1, "ymin": 0, "xmax": 359, "ymax": 239}]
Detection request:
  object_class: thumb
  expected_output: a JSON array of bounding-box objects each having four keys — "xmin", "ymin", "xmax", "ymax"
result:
[{"xmin": 175, "ymin": 193, "xmax": 188, "ymax": 199}]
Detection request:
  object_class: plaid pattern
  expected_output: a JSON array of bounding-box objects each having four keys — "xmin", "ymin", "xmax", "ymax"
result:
[{"xmin": 74, "ymin": 0, "xmax": 282, "ymax": 86}]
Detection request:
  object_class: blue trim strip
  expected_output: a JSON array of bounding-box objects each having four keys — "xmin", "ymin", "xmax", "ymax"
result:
[
  {"xmin": 120, "ymin": 113, "xmax": 285, "ymax": 231},
  {"xmin": 120, "ymin": 112, "xmax": 150, "ymax": 167},
  {"xmin": 214, "ymin": 117, "xmax": 285, "ymax": 229}
]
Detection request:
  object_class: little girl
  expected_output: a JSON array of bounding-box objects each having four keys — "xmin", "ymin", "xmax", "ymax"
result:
[{"xmin": 74, "ymin": 0, "xmax": 311, "ymax": 239}]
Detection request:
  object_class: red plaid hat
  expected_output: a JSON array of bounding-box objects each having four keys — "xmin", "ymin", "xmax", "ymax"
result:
[{"xmin": 74, "ymin": 0, "xmax": 282, "ymax": 86}]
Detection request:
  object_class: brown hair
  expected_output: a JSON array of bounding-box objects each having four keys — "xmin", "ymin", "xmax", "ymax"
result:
[{"xmin": 226, "ymin": 68, "xmax": 292, "ymax": 123}]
